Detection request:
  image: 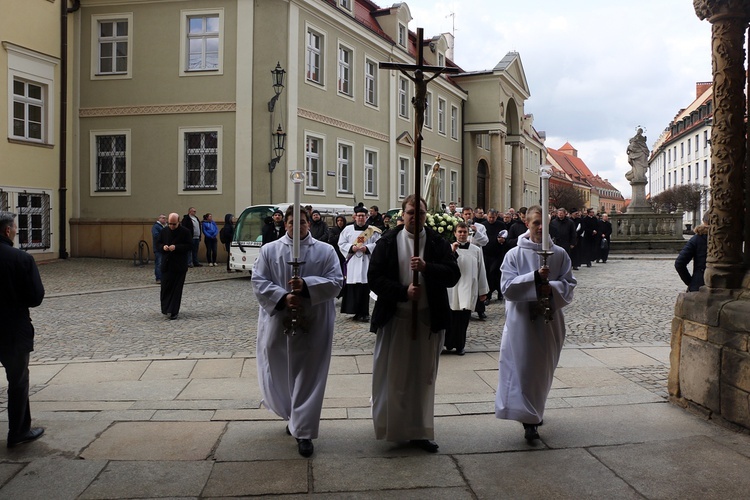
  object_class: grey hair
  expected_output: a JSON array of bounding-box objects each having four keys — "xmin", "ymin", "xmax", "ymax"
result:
[{"xmin": 0, "ymin": 212, "xmax": 16, "ymax": 233}]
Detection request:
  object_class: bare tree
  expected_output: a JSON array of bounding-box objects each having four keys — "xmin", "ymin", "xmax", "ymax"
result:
[
  {"xmin": 549, "ymin": 184, "xmax": 585, "ymax": 212},
  {"xmin": 650, "ymin": 183, "xmax": 703, "ymax": 226}
]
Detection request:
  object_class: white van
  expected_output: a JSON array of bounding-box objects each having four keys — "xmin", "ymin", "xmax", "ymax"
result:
[{"xmin": 229, "ymin": 203, "xmax": 354, "ymax": 272}]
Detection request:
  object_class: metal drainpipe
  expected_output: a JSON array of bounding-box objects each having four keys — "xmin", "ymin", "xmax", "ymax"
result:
[{"xmin": 59, "ymin": 0, "xmax": 80, "ymax": 259}]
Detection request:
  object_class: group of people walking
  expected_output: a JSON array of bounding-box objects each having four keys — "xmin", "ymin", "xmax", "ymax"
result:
[{"xmin": 250, "ymin": 197, "xmax": 577, "ymax": 457}]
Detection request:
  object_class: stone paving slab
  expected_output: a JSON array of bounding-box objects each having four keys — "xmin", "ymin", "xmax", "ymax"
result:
[
  {"xmin": 589, "ymin": 435, "xmax": 750, "ymax": 499},
  {"xmin": 0, "ymin": 457, "xmax": 107, "ymax": 500},
  {"xmin": 48, "ymin": 360, "xmax": 150, "ymax": 384},
  {"xmin": 140, "ymin": 358, "xmax": 197, "ymax": 379},
  {"xmin": 177, "ymin": 377, "xmax": 259, "ymax": 400},
  {"xmin": 31, "ymin": 379, "xmax": 189, "ymax": 402},
  {"xmin": 203, "ymin": 460, "xmax": 309, "ymax": 497},
  {"xmin": 190, "ymin": 358, "xmax": 245, "ymax": 378},
  {"xmin": 539, "ymin": 402, "xmax": 724, "ymax": 449},
  {"xmin": 457, "ymin": 448, "xmax": 642, "ymax": 499},
  {"xmin": 582, "ymin": 347, "xmax": 667, "ymax": 367},
  {"xmin": 78, "ymin": 460, "xmax": 214, "ymax": 499},
  {"xmin": 80, "ymin": 421, "xmax": 226, "ymax": 461}
]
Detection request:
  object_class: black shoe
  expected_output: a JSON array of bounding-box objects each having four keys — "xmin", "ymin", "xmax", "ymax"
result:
[
  {"xmin": 285, "ymin": 425, "xmax": 291, "ymax": 436},
  {"xmin": 360, "ymin": 315, "xmax": 370, "ymax": 322},
  {"xmin": 523, "ymin": 424, "xmax": 540, "ymax": 442},
  {"xmin": 456, "ymin": 349, "xmax": 465, "ymax": 356},
  {"xmin": 169, "ymin": 313, "xmax": 178, "ymax": 320},
  {"xmin": 586, "ymin": 264, "xmax": 591, "ymax": 267},
  {"xmin": 478, "ymin": 312, "xmax": 487, "ymax": 320},
  {"xmin": 194, "ymin": 263, "xmax": 203, "ymax": 267},
  {"xmin": 484, "ymin": 299, "xmax": 491, "ymax": 307},
  {"xmin": 410, "ymin": 439, "xmax": 439, "ymax": 453},
  {"xmin": 573, "ymin": 267, "xmax": 580, "ymax": 270},
  {"xmin": 7, "ymin": 427, "xmax": 44, "ymax": 448},
  {"xmin": 297, "ymin": 438, "xmax": 314, "ymax": 457},
  {"xmin": 352, "ymin": 315, "xmax": 361, "ymax": 321}
]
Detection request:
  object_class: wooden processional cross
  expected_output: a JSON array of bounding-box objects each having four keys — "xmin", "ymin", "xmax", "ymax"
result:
[{"xmin": 379, "ymin": 27, "xmax": 459, "ymax": 338}]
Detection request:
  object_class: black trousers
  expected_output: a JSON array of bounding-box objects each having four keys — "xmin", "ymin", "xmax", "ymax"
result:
[
  {"xmin": 0, "ymin": 347, "xmax": 31, "ymax": 440},
  {"xmin": 445, "ymin": 310, "xmax": 471, "ymax": 351},
  {"xmin": 160, "ymin": 268, "xmax": 187, "ymax": 315},
  {"xmin": 341, "ymin": 283, "xmax": 370, "ymax": 317}
]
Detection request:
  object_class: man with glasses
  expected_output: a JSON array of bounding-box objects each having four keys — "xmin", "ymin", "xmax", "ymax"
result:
[{"xmin": 159, "ymin": 213, "xmax": 192, "ymax": 320}]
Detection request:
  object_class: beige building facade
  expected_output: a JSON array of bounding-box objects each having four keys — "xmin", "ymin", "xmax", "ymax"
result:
[
  {"xmin": 5, "ymin": 0, "xmax": 542, "ymax": 259},
  {"xmin": 1, "ymin": 0, "xmax": 75, "ymax": 260}
]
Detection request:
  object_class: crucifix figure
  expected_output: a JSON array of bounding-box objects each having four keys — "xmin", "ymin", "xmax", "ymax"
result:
[{"xmin": 379, "ymin": 27, "xmax": 460, "ymax": 337}]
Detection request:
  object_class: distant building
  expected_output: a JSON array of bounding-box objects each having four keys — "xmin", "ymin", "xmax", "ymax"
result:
[
  {"xmin": 648, "ymin": 82, "xmax": 713, "ymax": 228},
  {"xmin": 546, "ymin": 143, "xmax": 624, "ymax": 213}
]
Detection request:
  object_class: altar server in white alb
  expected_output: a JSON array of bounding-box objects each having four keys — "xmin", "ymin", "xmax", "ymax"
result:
[
  {"xmin": 251, "ymin": 206, "xmax": 343, "ymax": 458},
  {"xmin": 444, "ymin": 221, "xmax": 488, "ymax": 355},
  {"xmin": 338, "ymin": 206, "xmax": 381, "ymax": 322},
  {"xmin": 495, "ymin": 205, "xmax": 576, "ymax": 443}
]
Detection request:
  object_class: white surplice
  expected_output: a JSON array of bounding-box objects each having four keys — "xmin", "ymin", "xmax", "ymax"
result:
[
  {"xmin": 372, "ymin": 228, "xmax": 443, "ymax": 441},
  {"xmin": 447, "ymin": 243, "xmax": 489, "ymax": 311},
  {"xmin": 338, "ymin": 224, "xmax": 380, "ymax": 284},
  {"xmin": 251, "ymin": 232, "xmax": 343, "ymax": 439},
  {"xmin": 495, "ymin": 230, "xmax": 576, "ymax": 424}
]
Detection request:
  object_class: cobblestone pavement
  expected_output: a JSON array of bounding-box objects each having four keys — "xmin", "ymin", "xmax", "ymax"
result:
[{"xmin": 34, "ymin": 256, "xmax": 683, "ymax": 363}]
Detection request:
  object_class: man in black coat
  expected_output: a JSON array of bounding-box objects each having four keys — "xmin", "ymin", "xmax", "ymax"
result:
[
  {"xmin": 0, "ymin": 212, "xmax": 45, "ymax": 448},
  {"xmin": 549, "ymin": 208, "xmax": 576, "ymax": 260},
  {"xmin": 581, "ymin": 208, "xmax": 599, "ymax": 267},
  {"xmin": 481, "ymin": 209, "xmax": 508, "ymax": 302},
  {"xmin": 570, "ymin": 209, "xmax": 583, "ymax": 270},
  {"xmin": 261, "ymin": 209, "xmax": 285, "ymax": 245},
  {"xmin": 368, "ymin": 195, "xmax": 460, "ymax": 453},
  {"xmin": 598, "ymin": 213, "xmax": 613, "ymax": 263},
  {"xmin": 309, "ymin": 210, "xmax": 329, "ymax": 241},
  {"xmin": 159, "ymin": 213, "xmax": 193, "ymax": 320}
]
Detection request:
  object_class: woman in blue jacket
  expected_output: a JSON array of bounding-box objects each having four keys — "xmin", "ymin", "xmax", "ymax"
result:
[{"xmin": 202, "ymin": 213, "xmax": 219, "ymax": 266}]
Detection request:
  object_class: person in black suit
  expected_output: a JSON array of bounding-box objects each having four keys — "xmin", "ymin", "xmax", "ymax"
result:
[
  {"xmin": 159, "ymin": 213, "xmax": 193, "ymax": 320},
  {"xmin": 0, "ymin": 212, "xmax": 45, "ymax": 448}
]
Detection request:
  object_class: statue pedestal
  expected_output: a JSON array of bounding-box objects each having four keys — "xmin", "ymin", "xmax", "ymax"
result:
[{"xmin": 628, "ymin": 180, "xmax": 651, "ymax": 214}]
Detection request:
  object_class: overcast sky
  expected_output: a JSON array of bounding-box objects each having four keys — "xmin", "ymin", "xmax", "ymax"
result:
[{"xmin": 402, "ymin": 0, "xmax": 712, "ymax": 196}]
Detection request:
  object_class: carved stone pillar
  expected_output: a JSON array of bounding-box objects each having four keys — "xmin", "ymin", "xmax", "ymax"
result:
[
  {"xmin": 490, "ymin": 130, "xmax": 505, "ymax": 210},
  {"xmin": 508, "ymin": 138, "xmax": 525, "ymax": 208},
  {"xmin": 694, "ymin": 0, "xmax": 750, "ymax": 288}
]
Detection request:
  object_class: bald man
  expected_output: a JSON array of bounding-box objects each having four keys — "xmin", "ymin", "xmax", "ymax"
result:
[{"xmin": 158, "ymin": 213, "xmax": 192, "ymax": 319}]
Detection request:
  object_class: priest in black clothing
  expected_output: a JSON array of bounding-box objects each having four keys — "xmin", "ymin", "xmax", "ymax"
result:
[
  {"xmin": 480, "ymin": 209, "xmax": 508, "ymax": 302},
  {"xmin": 159, "ymin": 213, "xmax": 192, "ymax": 320}
]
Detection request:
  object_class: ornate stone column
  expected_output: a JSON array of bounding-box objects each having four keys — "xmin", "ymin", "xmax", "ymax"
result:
[
  {"xmin": 490, "ymin": 130, "xmax": 506, "ymax": 210},
  {"xmin": 508, "ymin": 138, "xmax": 525, "ymax": 208},
  {"xmin": 694, "ymin": 0, "xmax": 750, "ymax": 289}
]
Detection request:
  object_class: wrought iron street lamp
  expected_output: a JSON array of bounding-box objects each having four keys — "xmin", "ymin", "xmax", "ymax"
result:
[
  {"xmin": 268, "ymin": 62, "xmax": 286, "ymax": 112},
  {"xmin": 268, "ymin": 124, "xmax": 286, "ymax": 172}
]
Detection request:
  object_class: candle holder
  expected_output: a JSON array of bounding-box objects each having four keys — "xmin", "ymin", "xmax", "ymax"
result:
[
  {"xmin": 283, "ymin": 259, "xmax": 308, "ymax": 336},
  {"xmin": 530, "ymin": 250, "xmax": 554, "ymax": 323}
]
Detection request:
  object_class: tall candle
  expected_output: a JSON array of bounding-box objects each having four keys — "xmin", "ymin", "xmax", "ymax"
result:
[
  {"xmin": 290, "ymin": 171, "xmax": 305, "ymax": 260},
  {"xmin": 539, "ymin": 165, "xmax": 552, "ymax": 252}
]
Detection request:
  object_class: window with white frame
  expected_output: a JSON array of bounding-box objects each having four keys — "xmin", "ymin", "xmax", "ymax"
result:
[
  {"xmin": 438, "ymin": 52, "xmax": 445, "ymax": 67},
  {"xmin": 695, "ymin": 134, "xmax": 699, "ymax": 152},
  {"xmin": 12, "ymin": 79, "xmax": 44, "ymax": 142},
  {"xmin": 424, "ymin": 92, "xmax": 432, "ymax": 129},
  {"xmin": 450, "ymin": 170, "xmax": 457, "ymax": 203},
  {"xmin": 364, "ymin": 149, "xmax": 378, "ymax": 196},
  {"xmin": 16, "ymin": 192, "xmax": 51, "ymax": 250},
  {"xmin": 704, "ymin": 130, "xmax": 708, "ymax": 148},
  {"xmin": 183, "ymin": 11, "xmax": 222, "ymax": 72},
  {"xmin": 0, "ymin": 191, "xmax": 7, "ymax": 212},
  {"xmin": 95, "ymin": 16, "xmax": 130, "ymax": 76},
  {"xmin": 339, "ymin": 0, "xmax": 352, "ymax": 10},
  {"xmin": 437, "ymin": 98, "xmax": 446, "ymax": 135},
  {"xmin": 306, "ymin": 28, "xmax": 324, "ymax": 84},
  {"xmin": 365, "ymin": 58, "xmax": 377, "ymax": 106},
  {"xmin": 305, "ymin": 135, "xmax": 323, "ymax": 190},
  {"xmin": 398, "ymin": 77, "xmax": 409, "ymax": 118},
  {"xmin": 476, "ymin": 133, "xmax": 482, "ymax": 148},
  {"xmin": 338, "ymin": 45, "xmax": 352, "ymax": 96},
  {"xmin": 95, "ymin": 134, "xmax": 127, "ymax": 192},
  {"xmin": 695, "ymin": 162, "xmax": 699, "ymax": 181},
  {"xmin": 184, "ymin": 130, "xmax": 219, "ymax": 190},
  {"xmin": 398, "ymin": 23, "xmax": 407, "ymax": 48},
  {"xmin": 704, "ymin": 160, "xmax": 708, "ymax": 177},
  {"xmin": 7, "ymin": 43, "xmax": 56, "ymax": 146},
  {"xmin": 450, "ymin": 105, "xmax": 458, "ymax": 140},
  {"xmin": 398, "ymin": 157, "xmax": 409, "ymax": 199},
  {"xmin": 338, "ymin": 143, "xmax": 352, "ymax": 194}
]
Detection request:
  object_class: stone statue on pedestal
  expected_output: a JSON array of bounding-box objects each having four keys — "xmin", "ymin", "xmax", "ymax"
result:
[{"xmin": 625, "ymin": 128, "xmax": 649, "ymax": 183}]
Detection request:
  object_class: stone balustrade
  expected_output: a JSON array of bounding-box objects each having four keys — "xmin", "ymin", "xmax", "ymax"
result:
[{"xmin": 609, "ymin": 207, "xmax": 686, "ymax": 252}]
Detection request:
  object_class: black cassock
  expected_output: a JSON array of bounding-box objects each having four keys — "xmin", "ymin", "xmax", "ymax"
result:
[{"xmin": 158, "ymin": 225, "xmax": 192, "ymax": 316}]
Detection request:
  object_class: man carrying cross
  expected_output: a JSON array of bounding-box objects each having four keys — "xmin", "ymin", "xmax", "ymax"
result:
[{"xmin": 367, "ymin": 28, "xmax": 460, "ymax": 453}]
